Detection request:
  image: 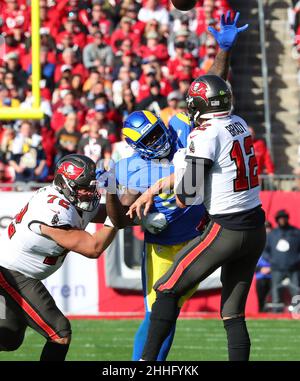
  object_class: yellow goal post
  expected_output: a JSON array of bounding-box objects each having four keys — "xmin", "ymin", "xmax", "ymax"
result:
[{"xmin": 0, "ymin": 0, "xmax": 43, "ymax": 120}]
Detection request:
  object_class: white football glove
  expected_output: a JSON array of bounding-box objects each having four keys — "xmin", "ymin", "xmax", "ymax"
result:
[{"xmin": 140, "ymin": 212, "xmax": 168, "ymax": 235}]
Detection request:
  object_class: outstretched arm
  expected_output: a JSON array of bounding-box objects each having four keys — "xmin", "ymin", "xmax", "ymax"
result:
[
  {"xmin": 207, "ymin": 11, "xmax": 249, "ymax": 80},
  {"xmin": 106, "ymin": 191, "xmax": 139, "ymax": 228},
  {"xmin": 40, "ymin": 224, "xmax": 118, "ymax": 259}
]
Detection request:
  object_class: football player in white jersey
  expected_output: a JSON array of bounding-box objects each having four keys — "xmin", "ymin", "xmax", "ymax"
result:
[
  {"xmin": 0, "ymin": 154, "xmax": 118, "ymax": 361},
  {"xmin": 128, "ymin": 75, "xmax": 266, "ymax": 361}
]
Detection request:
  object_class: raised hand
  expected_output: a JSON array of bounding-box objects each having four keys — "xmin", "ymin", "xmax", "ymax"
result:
[{"xmin": 208, "ymin": 11, "xmax": 249, "ymax": 51}]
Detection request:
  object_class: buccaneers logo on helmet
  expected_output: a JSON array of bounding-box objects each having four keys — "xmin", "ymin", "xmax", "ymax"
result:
[
  {"xmin": 188, "ymin": 81, "xmax": 209, "ymax": 105},
  {"xmin": 57, "ymin": 162, "xmax": 84, "ymax": 180}
]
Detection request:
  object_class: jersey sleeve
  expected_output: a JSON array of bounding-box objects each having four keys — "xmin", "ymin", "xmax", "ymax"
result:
[
  {"xmin": 28, "ymin": 192, "xmax": 77, "ymax": 232},
  {"xmin": 186, "ymin": 127, "xmax": 218, "ymax": 162}
]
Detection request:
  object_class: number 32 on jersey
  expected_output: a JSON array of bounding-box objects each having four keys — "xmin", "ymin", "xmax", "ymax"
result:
[{"xmin": 230, "ymin": 136, "xmax": 259, "ymax": 192}]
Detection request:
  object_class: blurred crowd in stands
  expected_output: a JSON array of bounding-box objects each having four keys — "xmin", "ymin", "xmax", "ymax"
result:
[
  {"xmin": 289, "ymin": 0, "xmax": 300, "ymax": 84},
  {"xmin": 0, "ymin": 0, "xmax": 232, "ymax": 188}
]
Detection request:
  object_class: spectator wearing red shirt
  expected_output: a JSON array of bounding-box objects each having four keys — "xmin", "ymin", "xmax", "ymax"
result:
[
  {"xmin": 1, "ymin": 32, "xmax": 27, "ymax": 68},
  {"xmin": 0, "ymin": 160, "xmax": 13, "ymax": 191},
  {"xmin": 39, "ymin": 1, "xmax": 59, "ymax": 39},
  {"xmin": 196, "ymin": 0, "xmax": 219, "ymax": 37},
  {"xmin": 80, "ymin": 1, "xmax": 113, "ymax": 40},
  {"xmin": 51, "ymin": 91, "xmax": 86, "ymax": 132},
  {"xmin": 137, "ymin": 79, "xmax": 168, "ymax": 114},
  {"xmin": 124, "ymin": 3, "xmax": 145, "ymax": 39},
  {"xmin": 173, "ymin": 53, "xmax": 201, "ymax": 84},
  {"xmin": 137, "ymin": 59, "xmax": 172, "ymax": 102},
  {"xmin": 114, "ymin": 38, "xmax": 134, "ymax": 61},
  {"xmin": 54, "ymin": 48, "xmax": 88, "ymax": 84},
  {"xmin": 249, "ymin": 127, "xmax": 275, "ymax": 176},
  {"xmin": 56, "ymin": 14, "xmax": 87, "ymax": 51},
  {"xmin": 0, "ymin": 124, "xmax": 15, "ymax": 163},
  {"xmin": 1, "ymin": 0, "xmax": 29, "ymax": 36},
  {"xmin": 139, "ymin": 31, "xmax": 169, "ymax": 64},
  {"xmin": 111, "ymin": 17, "xmax": 141, "ymax": 54},
  {"xmin": 94, "ymin": 93, "xmax": 121, "ymax": 126}
]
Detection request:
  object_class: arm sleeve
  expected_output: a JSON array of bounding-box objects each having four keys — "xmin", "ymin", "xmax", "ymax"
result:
[{"xmin": 28, "ymin": 196, "xmax": 77, "ymax": 235}]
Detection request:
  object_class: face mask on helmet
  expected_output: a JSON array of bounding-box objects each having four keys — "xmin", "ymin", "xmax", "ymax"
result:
[
  {"xmin": 124, "ymin": 113, "xmax": 173, "ymax": 159},
  {"xmin": 63, "ymin": 178, "xmax": 100, "ymax": 212},
  {"xmin": 186, "ymin": 75, "xmax": 232, "ymax": 125},
  {"xmin": 135, "ymin": 120, "xmax": 173, "ymax": 159},
  {"xmin": 54, "ymin": 155, "xmax": 101, "ymax": 212}
]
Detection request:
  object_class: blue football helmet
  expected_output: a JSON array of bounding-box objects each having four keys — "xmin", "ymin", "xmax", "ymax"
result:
[{"xmin": 122, "ymin": 110, "xmax": 173, "ymax": 159}]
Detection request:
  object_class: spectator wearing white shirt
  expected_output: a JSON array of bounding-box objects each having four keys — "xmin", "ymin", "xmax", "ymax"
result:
[{"xmin": 138, "ymin": 0, "xmax": 169, "ymax": 26}]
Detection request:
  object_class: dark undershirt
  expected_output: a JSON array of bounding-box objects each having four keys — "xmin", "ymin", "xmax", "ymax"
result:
[
  {"xmin": 182, "ymin": 156, "xmax": 266, "ymax": 230},
  {"xmin": 210, "ymin": 205, "xmax": 266, "ymax": 230}
]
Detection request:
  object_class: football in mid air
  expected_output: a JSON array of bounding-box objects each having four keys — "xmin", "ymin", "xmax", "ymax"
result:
[{"xmin": 171, "ymin": 0, "xmax": 197, "ymax": 11}]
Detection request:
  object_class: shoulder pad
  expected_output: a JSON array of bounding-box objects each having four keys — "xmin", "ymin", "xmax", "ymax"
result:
[{"xmin": 171, "ymin": 113, "xmax": 192, "ymax": 126}]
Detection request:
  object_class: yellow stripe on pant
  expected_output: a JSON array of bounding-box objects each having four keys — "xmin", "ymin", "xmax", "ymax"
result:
[{"xmin": 144, "ymin": 240, "xmax": 199, "ymax": 311}]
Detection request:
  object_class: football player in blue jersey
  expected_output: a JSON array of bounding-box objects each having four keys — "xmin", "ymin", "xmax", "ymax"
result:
[
  {"xmin": 101, "ymin": 11, "xmax": 248, "ymax": 361},
  {"xmin": 115, "ymin": 110, "xmax": 206, "ymax": 362}
]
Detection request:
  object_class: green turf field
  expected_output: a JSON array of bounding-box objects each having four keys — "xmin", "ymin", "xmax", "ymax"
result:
[{"xmin": 0, "ymin": 319, "xmax": 299, "ymax": 361}]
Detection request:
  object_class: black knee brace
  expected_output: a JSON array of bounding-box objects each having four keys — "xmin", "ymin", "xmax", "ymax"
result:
[{"xmin": 223, "ymin": 317, "xmax": 251, "ymax": 361}]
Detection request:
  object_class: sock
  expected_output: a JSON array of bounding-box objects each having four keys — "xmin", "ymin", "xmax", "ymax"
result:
[
  {"xmin": 132, "ymin": 311, "xmax": 177, "ymax": 361},
  {"xmin": 132, "ymin": 312, "xmax": 151, "ymax": 361},
  {"xmin": 142, "ymin": 292, "xmax": 179, "ymax": 361},
  {"xmin": 223, "ymin": 317, "xmax": 251, "ymax": 361},
  {"xmin": 40, "ymin": 341, "xmax": 69, "ymax": 361}
]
